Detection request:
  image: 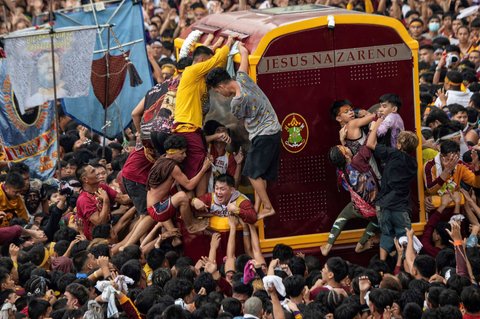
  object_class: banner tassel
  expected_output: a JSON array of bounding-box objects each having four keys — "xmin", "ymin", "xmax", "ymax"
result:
[{"xmin": 125, "ymin": 57, "xmax": 142, "ymax": 87}]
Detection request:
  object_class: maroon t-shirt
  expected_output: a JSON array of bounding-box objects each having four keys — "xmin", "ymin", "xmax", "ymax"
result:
[
  {"xmin": 122, "ymin": 148, "xmax": 154, "ymax": 185},
  {"xmin": 76, "ymin": 183, "xmax": 117, "ymax": 240}
]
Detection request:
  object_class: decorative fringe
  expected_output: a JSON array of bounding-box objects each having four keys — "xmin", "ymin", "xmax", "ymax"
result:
[{"xmin": 126, "ymin": 57, "xmax": 142, "ymax": 87}]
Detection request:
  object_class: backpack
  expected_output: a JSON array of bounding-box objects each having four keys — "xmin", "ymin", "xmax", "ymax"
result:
[{"xmin": 339, "ymin": 169, "xmax": 377, "ymax": 218}]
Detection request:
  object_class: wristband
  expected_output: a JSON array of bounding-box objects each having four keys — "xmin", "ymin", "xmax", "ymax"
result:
[
  {"xmin": 453, "ymin": 240, "xmax": 463, "ymax": 246},
  {"xmin": 292, "ymin": 311, "xmax": 302, "ymax": 319},
  {"xmin": 243, "ymin": 231, "xmax": 250, "ymax": 236},
  {"xmin": 191, "ymin": 198, "xmax": 197, "ymax": 205}
]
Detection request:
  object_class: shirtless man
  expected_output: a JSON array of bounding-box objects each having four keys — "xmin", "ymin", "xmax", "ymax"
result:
[
  {"xmin": 329, "ymin": 100, "xmax": 376, "ymax": 155},
  {"xmin": 118, "ymin": 135, "xmax": 211, "ymax": 249}
]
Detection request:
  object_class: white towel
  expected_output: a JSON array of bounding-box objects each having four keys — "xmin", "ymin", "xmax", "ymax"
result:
[
  {"xmin": 398, "ymin": 235, "xmax": 423, "ymax": 254},
  {"xmin": 262, "ymin": 275, "xmax": 286, "ymax": 297}
]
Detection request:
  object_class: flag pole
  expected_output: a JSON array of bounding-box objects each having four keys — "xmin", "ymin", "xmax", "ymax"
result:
[
  {"xmin": 102, "ymin": 25, "xmax": 111, "ymax": 159},
  {"xmin": 48, "ymin": 0, "xmax": 61, "ymax": 176}
]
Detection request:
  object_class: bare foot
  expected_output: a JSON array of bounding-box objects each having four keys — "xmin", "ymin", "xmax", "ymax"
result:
[
  {"xmin": 320, "ymin": 243, "xmax": 332, "ymax": 256},
  {"xmin": 355, "ymin": 239, "xmax": 374, "ymax": 253},
  {"xmin": 186, "ymin": 218, "xmax": 209, "ymax": 233},
  {"xmin": 257, "ymin": 207, "xmax": 275, "ymax": 220},
  {"xmin": 172, "ymin": 237, "xmax": 182, "ymax": 247}
]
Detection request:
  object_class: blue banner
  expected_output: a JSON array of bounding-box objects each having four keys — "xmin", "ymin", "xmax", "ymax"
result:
[
  {"xmin": 55, "ymin": 0, "xmax": 153, "ymax": 138},
  {"xmin": 0, "ymin": 60, "xmax": 57, "ymax": 180}
]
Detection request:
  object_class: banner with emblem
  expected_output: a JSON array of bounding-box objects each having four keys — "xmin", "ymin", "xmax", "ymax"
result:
[
  {"xmin": 54, "ymin": 0, "xmax": 153, "ymax": 138},
  {"xmin": 0, "ymin": 60, "xmax": 57, "ymax": 180},
  {"xmin": 3, "ymin": 26, "xmax": 97, "ymax": 114}
]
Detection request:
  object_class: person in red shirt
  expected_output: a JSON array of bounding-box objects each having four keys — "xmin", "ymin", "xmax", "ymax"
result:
[
  {"xmin": 204, "ymin": 120, "xmax": 243, "ymax": 192},
  {"xmin": 192, "ymin": 174, "xmax": 257, "ymax": 224},
  {"xmin": 121, "ymin": 147, "xmax": 155, "ymax": 216},
  {"xmin": 75, "ymin": 165, "xmax": 131, "ymax": 240}
]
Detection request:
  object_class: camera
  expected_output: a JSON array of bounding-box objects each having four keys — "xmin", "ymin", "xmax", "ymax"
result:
[
  {"xmin": 446, "ymin": 53, "xmax": 459, "ymax": 68},
  {"xmin": 59, "ymin": 180, "xmax": 81, "ymax": 208}
]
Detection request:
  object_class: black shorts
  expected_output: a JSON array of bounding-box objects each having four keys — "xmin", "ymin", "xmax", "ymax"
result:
[
  {"xmin": 122, "ymin": 177, "xmax": 147, "ymax": 215},
  {"xmin": 243, "ymin": 132, "xmax": 281, "ymax": 181}
]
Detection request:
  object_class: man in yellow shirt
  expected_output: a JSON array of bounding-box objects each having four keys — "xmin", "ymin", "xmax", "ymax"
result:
[
  {"xmin": 0, "ymin": 171, "xmax": 29, "ymax": 226},
  {"xmin": 174, "ymin": 35, "xmax": 235, "ymax": 196}
]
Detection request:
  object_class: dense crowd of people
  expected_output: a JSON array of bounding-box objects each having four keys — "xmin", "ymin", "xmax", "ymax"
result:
[{"xmin": 2, "ymin": 0, "xmax": 480, "ymax": 318}]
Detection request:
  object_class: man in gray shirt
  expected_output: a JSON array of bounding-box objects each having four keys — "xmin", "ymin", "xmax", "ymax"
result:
[{"xmin": 206, "ymin": 43, "xmax": 281, "ymax": 219}]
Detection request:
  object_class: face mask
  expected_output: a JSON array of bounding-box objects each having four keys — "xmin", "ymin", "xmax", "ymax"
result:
[{"xmin": 429, "ymin": 22, "xmax": 440, "ymax": 32}]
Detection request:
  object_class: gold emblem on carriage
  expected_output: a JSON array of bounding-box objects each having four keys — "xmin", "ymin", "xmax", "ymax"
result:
[{"xmin": 281, "ymin": 113, "xmax": 309, "ymax": 153}]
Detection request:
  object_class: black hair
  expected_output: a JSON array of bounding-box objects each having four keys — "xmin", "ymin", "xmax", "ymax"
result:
[
  {"xmin": 461, "ymin": 285, "xmax": 480, "ymax": 314},
  {"xmin": 5, "ymin": 171, "xmax": 26, "ymax": 190},
  {"xmin": 288, "ymin": 256, "xmax": 306, "ymax": 276},
  {"xmin": 437, "ymin": 305, "xmax": 462, "ymax": 319},
  {"xmin": 135, "ymin": 286, "xmax": 164, "ymax": 315},
  {"xmin": 65, "ymin": 283, "xmax": 89, "ymax": 306},
  {"xmin": 234, "ymin": 254, "xmax": 252, "ymax": 273},
  {"xmin": 403, "ymin": 302, "xmax": 423, "ymax": 319},
  {"xmin": 89, "ymin": 244, "xmax": 110, "ymax": 259},
  {"xmin": 164, "ymin": 134, "xmax": 188, "ymax": 151},
  {"xmin": 192, "ymin": 46, "xmax": 214, "ymax": 60},
  {"xmin": 53, "ymin": 241, "xmax": 69, "ymax": 257},
  {"xmin": 369, "ymin": 288, "xmax": 394, "ymax": 314},
  {"xmin": 146, "ymin": 296, "xmax": 175, "ymax": 319},
  {"xmin": 205, "ymin": 67, "xmax": 232, "ymax": 88},
  {"xmin": 214, "ymin": 174, "xmax": 235, "ymax": 187},
  {"xmin": 408, "ymin": 279, "xmax": 430, "ymax": 295},
  {"xmin": 448, "ymin": 104, "xmax": 467, "ymax": 117},
  {"xmin": 427, "ymin": 286, "xmax": 445, "ymax": 309},
  {"xmin": 446, "ymin": 71, "xmax": 463, "ymax": 88},
  {"xmin": 435, "ymin": 248, "xmax": 455, "ymax": 273},
  {"xmin": 53, "ymin": 227, "xmax": 78, "ymax": 242},
  {"xmin": 399, "ymin": 289, "xmax": 424, "ymax": 311},
  {"xmin": 440, "ymin": 140, "xmax": 460, "ymax": 155},
  {"xmin": 326, "ymin": 257, "xmax": 349, "ymax": 283},
  {"xmin": 121, "ymin": 260, "xmax": 142, "ymax": 285},
  {"xmin": 152, "ymin": 268, "xmax": 172, "ymax": 288},
  {"xmin": 91, "ymin": 224, "xmax": 111, "ymax": 239},
  {"xmin": 164, "ymin": 278, "xmax": 193, "ymax": 300},
  {"xmin": 283, "ymin": 275, "xmax": 305, "ymax": 298},
  {"xmin": 438, "ymin": 288, "xmax": 460, "ymax": 307},
  {"xmin": 203, "ymin": 120, "xmax": 225, "ymax": 136},
  {"xmin": 221, "ymin": 298, "xmax": 242, "ymax": 317},
  {"xmin": 471, "ymin": 92, "xmax": 480, "ymax": 109},
  {"xmin": 72, "ymin": 251, "xmax": 90, "ymax": 273},
  {"xmin": 193, "ymin": 272, "xmax": 216, "ymax": 294},
  {"xmin": 28, "ymin": 298, "xmax": 51, "ymax": 319},
  {"xmin": 330, "ymin": 100, "xmax": 353, "ymax": 119},
  {"xmin": 272, "ymin": 244, "xmax": 294, "ymax": 264},
  {"xmin": 10, "ymin": 162, "xmax": 29, "ymax": 175},
  {"xmin": 405, "ymin": 10, "xmax": 420, "ymax": 18},
  {"xmin": 379, "ymin": 93, "xmax": 402, "ymax": 109},
  {"xmin": 446, "ymin": 274, "xmax": 472, "ymax": 295},
  {"xmin": 334, "ymin": 303, "xmax": 360, "ymax": 319},
  {"xmin": 56, "ymin": 273, "xmax": 76, "ymax": 294},
  {"xmin": 425, "ymin": 108, "xmax": 450, "ymax": 127},
  {"xmin": 446, "ymin": 45, "xmax": 461, "ymax": 55},
  {"xmin": 232, "ymin": 280, "xmax": 253, "ymax": 297},
  {"xmin": 147, "ymin": 248, "xmax": 165, "ymax": 271},
  {"xmin": 176, "ymin": 57, "xmax": 193, "ymax": 71}
]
